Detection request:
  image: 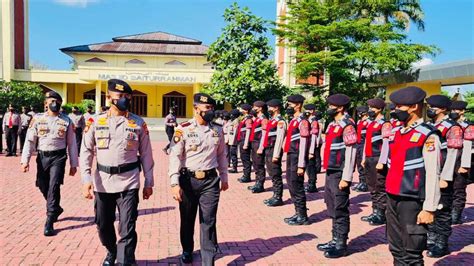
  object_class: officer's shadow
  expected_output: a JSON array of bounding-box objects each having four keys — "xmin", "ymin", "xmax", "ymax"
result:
[
  {"xmin": 150, "ymin": 232, "xmax": 316, "ymax": 265},
  {"xmin": 54, "ymin": 206, "xmax": 175, "ymax": 233}
]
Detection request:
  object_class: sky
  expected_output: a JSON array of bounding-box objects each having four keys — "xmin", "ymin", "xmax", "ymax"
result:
[{"xmin": 28, "ymin": 0, "xmax": 473, "ymax": 92}]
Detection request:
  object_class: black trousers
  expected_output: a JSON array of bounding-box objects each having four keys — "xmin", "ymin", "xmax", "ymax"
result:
[
  {"xmin": 165, "ymin": 127, "xmax": 174, "ymax": 149},
  {"xmin": 428, "ymin": 182, "xmax": 453, "ymax": 239},
  {"xmin": 75, "ymin": 127, "xmax": 83, "ymax": 154},
  {"xmin": 0, "ymin": 128, "xmax": 3, "ymax": 152},
  {"xmin": 306, "ymin": 146, "xmax": 321, "ymax": 185},
  {"xmin": 324, "ymin": 170, "xmax": 350, "ymax": 236},
  {"xmin": 355, "ymin": 143, "xmax": 367, "ymax": 183},
  {"xmin": 286, "ymin": 152, "xmax": 307, "ymax": 215},
  {"xmin": 5, "ymin": 126, "xmax": 18, "ymax": 154},
  {"xmin": 386, "ymin": 194, "xmax": 427, "ymax": 266},
  {"xmin": 94, "ymin": 189, "xmax": 139, "ymax": 264},
  {"xmin": 265, "ymin": 146, "xmax": 283, "ymax": 198},
  {"xmin": 229, "ymin": 145, "xmax": 238, "ymax": 168},
  {"xmin": 19, "ymin": 126, "xmax": 28, "ymax": 152},
  {"xmin": 179, "ymin": 174, "xmax": 221, "ymax": 266},
  {"xmin": 251, "ymin": 141, "xmax": 266, "ymax": 184},
  {"xmin": 239, "ymin": 140, "xmax": 252, "ymax": 179},
  {"xmin": 366, "ymin": 156, "xmax": 387, "ymax": 211},
  {"xmin": 35, "ymin": 151, "xmax": 67, "ymax": 217},
  {"xmin": 453, "ymin": 172, "xmax": 468, "ymax": 212}
]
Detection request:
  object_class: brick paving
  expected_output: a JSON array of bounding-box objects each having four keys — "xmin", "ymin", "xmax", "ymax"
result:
[{"xmin": 1, "ymin": 141, "xmax": 473, "ymax": 265}]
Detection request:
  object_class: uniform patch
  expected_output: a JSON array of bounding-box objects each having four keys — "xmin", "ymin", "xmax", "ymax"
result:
[
  {"xmin": 300, "ymin": 120, "xmax": 310, "ymax": 137},
  {"xmin": 382, "ymin": 123, "xmax": 393, "ymax": 138},
  {"xmin": 465, "ymin": 125, "xmax": 474, "ymax": 140},
  {"xmin": 57, "ymin": 126, "xmax": 66, "ymax": 138},
  {"xmin": 410, "ymin": 133, "xmax": 421, "ymax": 143},
  {"xmin": 278, "ymin": 120, "xmax": 285, "ymax": 128},
  {"xmin": 425, "ymin": 137, "xmax": 436, "ymax": 152},
  {"xmin": 447, "ymin": 126, "xmax": 463, "ymax": 149},
  {"xmin": 173, "ymin": 129, "xmax": 183, "ymax": 143},
  {"xmin": 334, "ymin": 126, "xmax": 340, "ymax": 133},
  {"xmin": 343, "ymin": 125, "xmax": 357, "ymax": 145}
]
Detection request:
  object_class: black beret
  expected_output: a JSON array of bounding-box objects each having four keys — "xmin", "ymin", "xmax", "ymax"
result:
[
  {"xmin": 214, "ymin": 110, "xmax": 222, "ymax": 116},
  {"xmin": 230, "ymin": 109, "xmax": 241, "ymax": 117},
  {"xmin": 240, "ymin": 103, "xmax": 252, "ymax": 111},
  {"xmin": 221, "ymin": 110, "xmax": 229, "ymax": 117},
  {"xmin": 45, "ymin": 91, "xmax": 63, "ymax": 102},
  {"xmin": 367, "ymin": 98, "xmax": 386, "ymax": 109},
  {"xmin": 194, "ymin": 93, "xmax": 216, "ymax": 105},
  {"xmin": 451, "ymin": 100, "xmax": 468, "ymax": 110},
  {"xmin": 388, "ymin": 103, "xmax": 396, "ymax": 110},
  {"xmin": 108, "ymin": 79, "xmax": 132, "ymax": 94},
  {"xmin": 266, "ymin": 99, "xmax": 282, "ymax": 107},
  {"xmin": 287, "ymin": 94, "xmax": 306, "ymax": 103},
  {"xmin": 356, "ymin": 106, "xmax": 369, "ymax": 113},
  {"xmin": 304, "ymin": 104, "xmax": 316, "ymax": 110},
  {"xmin": 327, "ymin": 93, "xmax": 350, "ymax": 106},
  {"xmin": 253, "ymin": 101, "xmax": 266, "ymax": 108},
  {"xmin": 426, "ymin": 95, "xmax": 451, "ymax": 109},
  {"xmin": 389, "ymin": 86, "xmax": 426, "ymax": 105}
]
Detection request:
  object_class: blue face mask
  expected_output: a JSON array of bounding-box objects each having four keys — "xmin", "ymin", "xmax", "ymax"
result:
[
  {"xmin": 48, "ymin": 102, "xmax": 60, "ymax": 113},
  {"xmin": 112, "ymin": 97, "xmax": 130, "ymax": 111}
]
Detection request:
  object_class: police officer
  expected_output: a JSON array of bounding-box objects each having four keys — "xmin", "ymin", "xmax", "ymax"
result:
[
  {"xmin": 19, "ymin": 106, "xmax": 33, "ymax": 152},
  {"xmin": 20, "ymin": 91, "xmax": 79, "ymax": 236},
  {"xmin": 385, "ymin": 86, "xmax": 441, "ymax": 265},
  {"xmin": 248, "ymin": 101, "xmax": 268, "ymax": 193},
  {"xmin": 163, "ymin": 108, "xmax": 178, "ymax": 152},
  {"xmin": 303, "ymin": 104, "xmax": 323, "ymax": 193},
  {"xmin": 283, "ymin": 94, "xmax": 310, "ymax": 225},
  {"xmin": 353, "ymin": 106, "xmax": 370, "ymax": 192},
  {"xmin": 80, "ymin": 79, "xmax": 155, "ymax": 265},
  {"xmin": 361, "ymin": 98, "xmax": 391, "ymax": 226},
  {"xmin": 227, "ymin": 109, "xmax": 241, "ymax": 173},
  {"xmin": 425, "ymin": 94, "xmax": 463, "ymax": 258},
  {"xmin": 261, "ymin": 99, "xmax": 286, "ymax": 207},
  {"xmin": 236, "ymin": 104, "xmax": 253, "ymax": 183},
  {"xmin": 168, "ymin": 93, "xmax": 228, "ymax": 265},
  {"xmin": 316, "ymin": 94, "xmax": 357, "ymax": 258},
  {"xmin": 28, "ymin": 105, "xmax": 36, "ymax": 117},
  {"xmin": 3, "ymin": 104, "xmax": 21, "ymax": 156},
  {"xmin": 450, "ymin": 100, "xmax": 472, "ymax": 224},
  {"xmin": 84, "ymin": 105, "xmax": 94, "ymax": 121},
  {"xmin": 68, "ymin": 106, "xmax": 85, "ymax": 154}
]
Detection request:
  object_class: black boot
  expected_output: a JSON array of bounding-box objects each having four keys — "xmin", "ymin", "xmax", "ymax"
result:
[
  {"xmin": 263, "ymin": 194, "xmax": 276, "ymax": 204},
  {"xmin": 51, "ymin": 207, "xmax": 64, "ymax": 223},
  {"xmin": 369, "ymin": 209, "xmax": 386, "ymax": 226},
  {"xmin": 427, "ymin": 232, "xmax": 437, "ymax": 250},
  {"xmin": 283, "ymin": 213, "xmax": 298, "ymax": 223},
  {"xmin": 265, "ymin": 197, "xmax": 283, "ymax": 207},
  {"xmin": 238, "ymin": 176, "xmax": 251, "ymax": 183},
  {"xmin": 43, "ymin": 216, "xmax": 55, "ymax": 236},
  {"xmin": 102, "ymin": 251, "xmax": 117, "ymax": 266},
  {"xmin": 324, "ymin": 234, "xmax": 348, "ymax": 258},
  {"xmin": 361, "ymin": 209, "xmax": 376, "ymax": 222},
  {"xmin": 427, "ymin": 236, "xmax": 450, "ymax": 258},
  {"xmin": 287, "ymin": 210, "xmax": 309, "ymax": 226},
  {"xmin": 317, "ymin": 233, "xmax": 336, "ymax": 251},
  {"xmin": 451, "ymin": 208, "xmax": 463, "ymax": 225},
  {"xmin": 355, "ymin": 182, "xmax": 368, "ymax": 192},
  {"xmin": 228, "ymin": 167, "xmax": 238, "ymax": 173},
  {"xmin": 305, "ymin": 183, "xmax": 318, "ymax": 193},
  {"xmin": 181, "ymin": 251, "xmax": 193, "ymax": 264},
  {"xmin": 250, "ymin": 183, "xmax": 264, "ymax": 193}
]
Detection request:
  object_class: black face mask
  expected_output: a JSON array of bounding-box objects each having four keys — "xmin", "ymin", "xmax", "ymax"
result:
[
  {"xmin": 303, "ymin": 111, "xmax": 311, "ymax": 118},
  {"xmin": 314, "ymin": 112, "xmax": 323, "ymax": 120},
  {"xmin": 390, "ymin": 112, "xmax": 397, "ymax": 119},
  {"xmin": 250, "ymin": 110, "xmax": 257, "ymax": 118},
  {"xmin": 200, "ymin": 110, "xmax": 215, "ymax": 123},
  {"xmin": 449, "ymin": 112, "xmax": 460, "ymax": 120},
  {"xmin": 268, "ymin": 109, "xmax": 275, "ymax": 116},
  {"xmin": 367, "ymin": 110, "xmax": 377, "ymax": 119},
  {"xmin": 393, "ymin": 109, "xmax": 410, "ymax": 123},
  {"xmin": 426, "ymin": 108, "xmax": 437, "ymax": 119},
  {"xmin": 326, "ymin": 108, "xmax": 337, "ymax": 118},
  {"xmin": 112, "ymin": 97, "xmax": 131, "ymax": 111},
  {"xmin": 286, "ymin": 107, "xmax": 295, "ymax": 118},
  {"xmin": 48, "ymin": 102, "xmax": 60, "ymax": 113}
]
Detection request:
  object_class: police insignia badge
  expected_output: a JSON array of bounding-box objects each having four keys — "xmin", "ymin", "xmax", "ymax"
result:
[
  {"xmin": 97, "ymin": 138, "xmax": 108, "ymax": 149},
  {"xmin": 98, "ymin": 117, "xmax": 107, "ymax": 126},
  {"xmin": 115, "ymin": 84, "xmax": 124, "ymax": 91},
  {"xmin": 173, "ymin": 129, "xmax": 183, "ymax": 143},
  {"xmin": 424, "ymin": 137, "xmax": 435, "ymax": 152}
]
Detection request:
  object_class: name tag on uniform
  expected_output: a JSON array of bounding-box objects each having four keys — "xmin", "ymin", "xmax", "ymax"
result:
[
  {"xmin": 437, "ymin": 126, "xmax": 445, "ymax": 132},
  {"xmin": 410, "ymin": 133, "xmax": 421, "ymax": 143},
  {"xmin": 374, "ymin": 123, "xmax": 379, "ymax": 129},
  {"xmin": 334, "ymin": 126, "xmax": 340, "ymax": 133}
]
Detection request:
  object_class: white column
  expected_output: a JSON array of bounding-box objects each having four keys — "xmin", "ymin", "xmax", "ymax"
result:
[{"xmin": 95, "ymin": 80, "xmax": 102, "ymax": 113}]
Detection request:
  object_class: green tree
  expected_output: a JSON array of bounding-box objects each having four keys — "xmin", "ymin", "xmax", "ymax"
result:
[
  {"xmin": 463, "ymin": 91, "xmax": 474, "ymax": 121},
  {"xmin": 274, "ymin": 0, "xmax": 438, "ymax": 107},
  {"xmin": 205, "ymin": 3, "xmax": 286, "ymax": 106},
  {"xmin": 0, "ymin": 81, "xmax": 45, "ymax": 113}
]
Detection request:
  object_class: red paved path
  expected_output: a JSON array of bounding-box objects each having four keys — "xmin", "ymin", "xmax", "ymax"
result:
[{"xmin": 1, "ymin": 141, "xmax": 473, "ymax": 265}]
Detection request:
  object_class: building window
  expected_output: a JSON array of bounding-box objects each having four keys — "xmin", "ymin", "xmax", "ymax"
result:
[
  {"xmin": 131, "ymin": 90, "xmax": 147, "ymax": 117},
  {"xmin": 85, "ymin": 57, "xmax": 106, "ymax": 63},
  {"xmin": 163, "ymin": 91, "xmax": 186, "ymax": 118},
  {"xmin": 165, "ymin": 60, "xmax": 186, "ymax": 66},
  {"xmin": 125, "ymin": 59, "xmax": 146, "ymax": 64},
  {"xmin": 83, "ymin": 89, "xmax": 106, "ymax": 107}
]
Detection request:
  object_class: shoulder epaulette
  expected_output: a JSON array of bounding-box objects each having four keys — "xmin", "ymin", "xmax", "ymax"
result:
[{"xmin": 180, "ymin": 121, "xmax": 191, "ymax": 127}]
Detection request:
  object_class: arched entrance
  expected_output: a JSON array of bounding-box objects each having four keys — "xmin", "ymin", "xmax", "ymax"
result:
[
  {"xmin": 131, "ymin": 90, "xmax": 147, "ymax": 116},
  {"xmin": 162, "ymin": 91, "xmax": 186, "ymax": 118}
]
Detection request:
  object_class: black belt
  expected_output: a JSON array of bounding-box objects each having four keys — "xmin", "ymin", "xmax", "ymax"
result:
[
  {"xmin": 181, "ymin": 168, "xmax": 217, "ymax": 180},
  {"xmin": 97, "ymin": 161, "xmax": 140, "ymax": 175},
  {"xmin": 38, "ymin": 149, "xmax": 67, "ymax": 157}
]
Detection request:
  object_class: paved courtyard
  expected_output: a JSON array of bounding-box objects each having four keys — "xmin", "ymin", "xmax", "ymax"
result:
[{"xmin": 1, "ymin": 140, "xmax": 473, "ymax": 265}]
